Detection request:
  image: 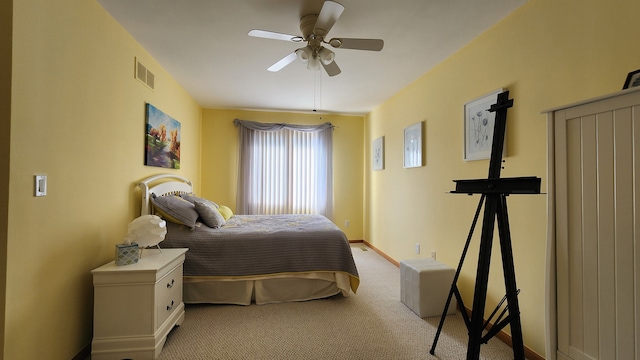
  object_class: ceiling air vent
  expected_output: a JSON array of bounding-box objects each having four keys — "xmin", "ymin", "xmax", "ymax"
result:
[{"xmin": 135, "ymin": 57, "xmax": 155, "ymax": 90}]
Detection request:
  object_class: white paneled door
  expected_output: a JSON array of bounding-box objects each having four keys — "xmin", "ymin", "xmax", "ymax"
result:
[{"xmin": 548, "ymin": 88, "xmax": 640, "ymax": 360}]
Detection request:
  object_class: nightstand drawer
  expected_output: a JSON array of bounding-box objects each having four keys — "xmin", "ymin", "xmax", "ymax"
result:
[
  {"xmin": 157, "ymin": 287, "xmax": 182, "ymax": 328},
  {"xmin": 156, "ymin": 264, "xmax": 183, "ymax": 302}
]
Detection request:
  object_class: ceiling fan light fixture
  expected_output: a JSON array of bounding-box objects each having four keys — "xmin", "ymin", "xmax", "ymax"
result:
[
  {"xmin": 295, "ymin": 46, "xmax": 312, "ymax": 64},
  {"xmin": 318, "ymin": 47, "xmax": 335, "ymax": 65},
  {"xmin": 307, "ymin": 56, "xmax": 321, "ymax": 71},
  {"xmin": 250, "ymin": 1, "xmax": 383, "ymax": 76}
]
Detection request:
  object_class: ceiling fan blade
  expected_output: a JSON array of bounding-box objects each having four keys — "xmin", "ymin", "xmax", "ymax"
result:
[
  {"xmin": 249, "ymin": 29, "xmax": 302, "ymax": 42},
  {"xmin": 329, "ymin": 38, "xmax": 384, "ymax": 51},
  {"xmin": 267, "ymin": 52, "xmax": 298, "ymax": 72},
  {"xmin": 322, "ymin": 61, "xmax": 341, "ymax": 77},
  {"xmin": 313, "ymin": 1, "xmax": 345, "ymax": 37}
]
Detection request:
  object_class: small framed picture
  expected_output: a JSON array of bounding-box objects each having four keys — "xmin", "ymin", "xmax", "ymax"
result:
[
  {"xmin": 372, "ymin": 136, "xmax": 385, "ymax": 171},
  {"xmin": 464, "ymin": 88, "xmax": 504, "ymax": 161},
  {"xmin": 403, "ymin": 122, "xmax": 423, "ymax": 168},
  {"xmin": 623, "ymin": 69, "xmax": 640, "ymax": 90}
]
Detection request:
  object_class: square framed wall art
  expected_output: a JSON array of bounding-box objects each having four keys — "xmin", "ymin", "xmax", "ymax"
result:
[
  {"xmin": 463, "ymin": 88, "xmax": 504, "ymax": 161},
  {"xmin": 623, "ymin": 69, "xmax": 640, "ymax": 90},
  {"xmin": 403, "ymin": 122, "xmax": 423, "ymax": 168}
]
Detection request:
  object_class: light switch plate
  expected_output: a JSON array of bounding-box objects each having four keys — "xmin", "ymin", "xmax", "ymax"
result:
[{"xmin": 35, "ymin": 175, "xmax": 47, "ymax": 197}]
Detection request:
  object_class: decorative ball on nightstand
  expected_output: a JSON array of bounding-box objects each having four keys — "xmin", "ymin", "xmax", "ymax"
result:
[{"xmin": 125, "ymin": 215, "xmax": 167, "ymax": 250}]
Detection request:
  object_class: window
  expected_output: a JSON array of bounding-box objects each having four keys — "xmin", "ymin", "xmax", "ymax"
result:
[{"xmin": 234, "ymin": 120, "xmax": 333, "ymax": 218}]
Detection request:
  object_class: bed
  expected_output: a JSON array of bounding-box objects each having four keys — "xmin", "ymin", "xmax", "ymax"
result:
[{"xmin": 137, "ymin": 174, "xmax": 359, "ymax": 305}]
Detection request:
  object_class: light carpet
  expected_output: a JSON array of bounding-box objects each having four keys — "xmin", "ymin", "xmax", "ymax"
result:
[{"xmin": 157, "ymin": 244, "xmax": 521, "ymax": 360}]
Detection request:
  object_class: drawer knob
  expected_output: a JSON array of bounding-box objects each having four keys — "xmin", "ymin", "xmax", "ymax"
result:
[
  {"xmin": 167, "ymin": 300, "xmax": 174, "ymax": 311},
  {"xmin": 166, "ymin": 279, "xmax": 175, "ymax": 289}
]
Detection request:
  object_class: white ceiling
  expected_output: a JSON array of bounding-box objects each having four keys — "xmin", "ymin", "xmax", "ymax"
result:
[{"xmin": 97, "ymin": 0, "xmax": 527, "ymax": 115}]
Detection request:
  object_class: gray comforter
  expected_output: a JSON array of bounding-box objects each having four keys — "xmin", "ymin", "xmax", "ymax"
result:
[{"xmin": 159, "ymin": 214, "xmax": 359, "ymax": 288}]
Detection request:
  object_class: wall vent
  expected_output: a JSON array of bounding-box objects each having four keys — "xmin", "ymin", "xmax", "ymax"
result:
[{"xmin": 135, "ymin": 57, "xmax": 155, "ymax": 90}]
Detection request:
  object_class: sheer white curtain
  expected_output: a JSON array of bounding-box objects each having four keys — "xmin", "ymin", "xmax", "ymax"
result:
[{"xmin": 234, "ymin": 119, "xmax": 333, "ymax": 218}]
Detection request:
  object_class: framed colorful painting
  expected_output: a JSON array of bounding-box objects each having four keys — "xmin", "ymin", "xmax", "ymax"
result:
[{"xmin": 144, "ymin": 103, "xmax": 181, "ymax": 169}]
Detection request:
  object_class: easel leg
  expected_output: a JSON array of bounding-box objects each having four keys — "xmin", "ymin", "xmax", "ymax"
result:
[
  {"xmin": 430, "ymin": 195, "xmax": 485, "ymax": 355},
  {"xmin": 466, "ymin": 194, "xmax": 499, "ymax": 360},
  {"xmin": 496, "ymin": 196, "xmax": 525, "ymax": 360}
]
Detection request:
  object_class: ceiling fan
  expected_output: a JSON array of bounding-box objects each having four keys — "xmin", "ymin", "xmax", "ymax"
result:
[{"xmin": 248, "ymin": 0, "xmax": 384, "ymax": 77}]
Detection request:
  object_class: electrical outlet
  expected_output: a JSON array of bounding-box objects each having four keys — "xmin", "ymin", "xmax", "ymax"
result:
[
  {"xmin": 345, "ymin": 220, "xmax": 350, "ymax": 228},
  {"xmin": 431, "ymin": 250, "xmax": 437, "ymax": 260},
  {"xmin": 415, "ymin": 243, "xmax": 420, "ymax": 254}
]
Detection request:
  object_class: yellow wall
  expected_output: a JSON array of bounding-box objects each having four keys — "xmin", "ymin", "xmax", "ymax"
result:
[
  {"xmin": 365, "ymin": 0, "xmax": 640, "ymax": 357},
  {"xmin": 7, "ymin": 0, "xmax": 201, "ymax": 358},
  {"xmin": 201, "ymin": 109, "xmax": 364, "ymax": 240},
  {"xmin": 0, "ymin": 1, "xmax": 11, "ymax": 355}
]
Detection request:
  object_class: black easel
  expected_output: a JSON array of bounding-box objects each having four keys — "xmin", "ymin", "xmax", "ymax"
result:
[{"xmin": 429, "ymin": 91, "xmax": 540, "ymax": 360}]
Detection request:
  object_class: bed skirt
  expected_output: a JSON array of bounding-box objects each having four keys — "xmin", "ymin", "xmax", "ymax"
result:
[{"xmin": 183, "ymin": 272, "xmax": 353, "ymax": 305}]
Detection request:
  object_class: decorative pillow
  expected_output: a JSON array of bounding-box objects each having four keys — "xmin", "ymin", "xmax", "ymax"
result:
[
  {"xmin": 217, "ymin": 205, "xmax": 234, "ymax": 221},
  {"xmin": 194, "ymin": 201, "xmax": 226, "ymax": 228},
  {"xmin": 180, "ymin": 193, "xmax": 219, "ymax": 208},
  {"xmin": 151, "ymin": 194, "xmax": 199, "ymax": 230}
]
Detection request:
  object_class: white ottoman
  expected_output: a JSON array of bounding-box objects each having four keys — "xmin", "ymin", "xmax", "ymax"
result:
[{"xmin": 400, "ymin": 258, "xmax": 457, "ymax": 318}]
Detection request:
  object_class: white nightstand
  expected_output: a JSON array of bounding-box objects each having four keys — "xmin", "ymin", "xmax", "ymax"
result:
[{"xmin": 91, "ymin": 248, "xmax": 188, "ymax": 360}]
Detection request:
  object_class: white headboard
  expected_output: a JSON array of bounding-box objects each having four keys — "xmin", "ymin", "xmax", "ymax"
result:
[{"xmin": 137, "ymin": 174, "xmax": 193, "ymax": 216}]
